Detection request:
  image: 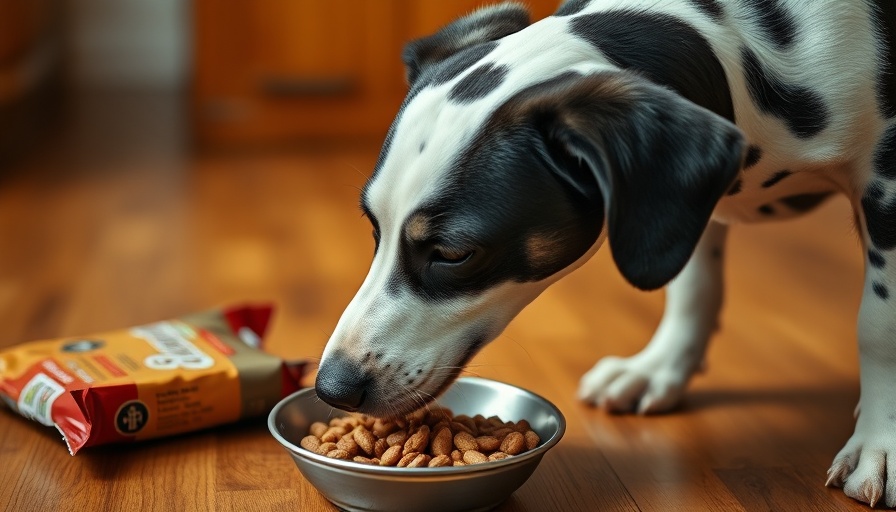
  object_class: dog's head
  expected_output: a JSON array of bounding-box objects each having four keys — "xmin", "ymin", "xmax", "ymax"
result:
[{"xmin": 316, "ymin": 3, "xmax": 744, "ymax": 416}]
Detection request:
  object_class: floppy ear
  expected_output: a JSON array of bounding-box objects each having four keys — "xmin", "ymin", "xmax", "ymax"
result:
[
  {"xmin": 518, "ymin": 71, "xmax": 745, "ymax": 290},
  {"xmin": 402, "ymin": 2, "xmax": 530, "ymax": 86}
]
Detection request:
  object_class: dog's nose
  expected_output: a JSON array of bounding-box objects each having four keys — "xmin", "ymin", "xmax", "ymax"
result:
[{"xmin": 315, "ymin": 352, "xmax": 370, "ymax": 411}]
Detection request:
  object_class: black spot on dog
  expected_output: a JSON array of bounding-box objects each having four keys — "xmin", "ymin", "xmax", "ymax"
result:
[
  {"xmin": 862, "ymin": 182, "xmax": 896, "ymax": 250},
  {"xmin": 758, "ymin": 204, "xmax": 775, "ymax": 215},
  {"xmin": 430, "ymin": 42, "xmax": 500, "ymax": 86},
  {"xmin": 448, "ymin": 63, "xmax": 509, "ymax": 103},
  {"xmin": 867, "ymin": 181, "xmax": 886, "ymax": 201},
  {"xmin": 870, "ymin": 1, "xmax": 896, "ymax": 118},
  {"xmin": 873, "ymin": 281, "xmax": 890, "ymax": 300},
  {"xmin": 741, "ymin": 48, "xmax": 829, "ymax": 138},
  {"xmin": 571, "ymin": 11, "xmax": 735, "ymax": 121},
  {"xmin": 419, "ymin": 141, "xmax": 426, "ymax": 153},
  {"xmin": 874, "ymin": 124, "xmax": 896, "ymax": 179},
  {"xmin": 365, "ymin": 42, "xmax": 499, "ymax": 188},
  {"xmin": 556, "ymin": 0, "xmax": 591, "ymax": 16},
  {"xmin": 689, "ymin": 0, "xmax": 724, "ymax": 23},
  {"xmin": 744, "ymin": 145, "xmax": 763, "ymax": 169},
  {"xmin": 727, "ymin": 178, "xmax": 743, "ymax": 195},
  {"xmin": 761, "ymin": 170, "xmax": 792, "ymax": 188},
  {"xmin": 402, "ymin": 5, "xmax": 528, "ymax": 86},
  {"xmin": 869, "ymin": 249, "xmax": 886, "ymax": 269},
  {"xmin": 748, "ymin": 0, "xmax": 798, "ymax": 50},
  {"xmin": 779, "ymin": 192, "xmax": 832, "ymax": 212}
]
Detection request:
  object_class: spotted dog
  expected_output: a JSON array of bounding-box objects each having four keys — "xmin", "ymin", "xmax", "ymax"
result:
[{"xmin": 315, "ymin": 0, "xmax": 896, "ymax": 506}]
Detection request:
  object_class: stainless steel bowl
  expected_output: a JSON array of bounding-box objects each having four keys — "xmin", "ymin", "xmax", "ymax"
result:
[{"xmin": 268, "ymin": 377, "xmax": 566, "ymax": 512}]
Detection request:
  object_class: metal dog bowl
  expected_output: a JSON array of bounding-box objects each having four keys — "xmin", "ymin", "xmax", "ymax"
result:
[{"xmin": 268, "ymin": 377, "xmax": 566, "ymax": 512}]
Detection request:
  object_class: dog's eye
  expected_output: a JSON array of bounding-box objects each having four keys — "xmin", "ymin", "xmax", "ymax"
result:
[{"xmin": 431, "ymin": 247, "xmax": 473, "ymax": 265}]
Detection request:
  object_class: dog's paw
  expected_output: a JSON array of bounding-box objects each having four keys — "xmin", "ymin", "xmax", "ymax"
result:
[
  {"xmin": 577, "ymin": 354, "xmax": 691, "ymax": 414},
  {"xmin": 826, "ymin": 419, "xmax": 896, "ymax": 508}
]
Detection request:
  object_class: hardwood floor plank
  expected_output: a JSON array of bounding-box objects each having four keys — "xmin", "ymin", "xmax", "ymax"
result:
[
  {"xmin": 92, "ymin": 435, "xmax": 217, "ymax": 512},
  {"xmin": 716, "ymin": 466, "xmax": 854, "ymax": 512},
  {"xmin": 215, "ymin": 423, "xmax": 302, "ymax": 492},
  {"xmin": 216, "ymin": 490, "xmax": 301, "ymax": 512}
]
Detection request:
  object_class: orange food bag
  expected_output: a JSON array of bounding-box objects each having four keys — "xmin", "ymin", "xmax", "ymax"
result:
[{"xmin": 0, "ymin": 303, "xmax": 305, "ymax": 454}]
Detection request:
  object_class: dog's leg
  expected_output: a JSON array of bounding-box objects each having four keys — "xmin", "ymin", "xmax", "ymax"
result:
[
  {"xmin": 827, "ymin": 139, "xmax": 896, "ymax": 506},
  {"xmin": 578, "ymin": 220, "xmax": 726, "ymax": 413}
]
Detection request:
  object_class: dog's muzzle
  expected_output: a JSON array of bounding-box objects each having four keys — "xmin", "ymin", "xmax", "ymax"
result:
[{"xmin": 315, "ymin": 351, "xmax": 371, "ymax": 411}]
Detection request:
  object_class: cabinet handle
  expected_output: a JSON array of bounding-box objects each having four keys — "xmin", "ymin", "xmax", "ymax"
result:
[{"xmin": 260, "ymin": 76, "xmax": 356, "ymax": 97}]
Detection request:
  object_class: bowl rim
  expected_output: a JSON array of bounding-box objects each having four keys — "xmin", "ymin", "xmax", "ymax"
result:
[{"xmin": 267, "ymin": 376, "xmax": 566, "ymax": 476}]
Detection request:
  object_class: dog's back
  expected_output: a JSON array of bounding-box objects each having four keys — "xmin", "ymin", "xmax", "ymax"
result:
[{"xmin": 552, "ymin": 0, "xmax": 891, "ymax": 222}]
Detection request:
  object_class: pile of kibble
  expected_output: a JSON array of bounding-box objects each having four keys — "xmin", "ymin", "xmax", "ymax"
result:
[{"xmin": 299, "ymin": 407, "xmax": 540, "ymax": 468}]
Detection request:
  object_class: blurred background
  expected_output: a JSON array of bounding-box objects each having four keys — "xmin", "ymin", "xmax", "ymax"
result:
[{"xmin": 0, "ymin": 0, "xmax": 562, "ymax": 160}]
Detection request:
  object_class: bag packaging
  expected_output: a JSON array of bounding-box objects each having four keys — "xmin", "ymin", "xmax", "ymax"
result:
[{"xmin": 0, "ymin": 303, "xmax": 306, "ymax": 454}]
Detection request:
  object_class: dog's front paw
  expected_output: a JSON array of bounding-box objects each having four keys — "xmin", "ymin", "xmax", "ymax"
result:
[
  {"xmin": 826, "ymin": 415, "xmax": 896, "ymax": 508},
  {"xmin": 577, "ymin": 354, "xmax": 691, "ymax": 414}
]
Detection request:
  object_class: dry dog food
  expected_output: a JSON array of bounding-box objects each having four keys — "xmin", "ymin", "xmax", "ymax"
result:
[
  {"xmin": 0, "ymin": 304, "xmax": 307, "ymax": 455},
  {"xmin": 299, "ymin": 407, "xmax": 540, "ymax": 467}
]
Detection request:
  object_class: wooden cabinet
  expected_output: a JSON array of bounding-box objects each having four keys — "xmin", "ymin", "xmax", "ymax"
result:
[
  {"xmin": 0, "ymin": 0, "xmax": 61, "ymax": 164},
  {"xmin": 192, "ymin": 0, "xmax": 560, "ymax": 147}
]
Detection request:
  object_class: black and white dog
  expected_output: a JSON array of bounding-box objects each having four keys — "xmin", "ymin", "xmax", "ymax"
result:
[{"xmin": 316, "ymin": 0, "xmax": 896, "ymax": 506}]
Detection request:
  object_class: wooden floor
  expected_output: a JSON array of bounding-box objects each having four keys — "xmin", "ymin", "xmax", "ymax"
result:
[{"xmin": 0, "ymin": 94, "xmax": 876, "ymax": 511}]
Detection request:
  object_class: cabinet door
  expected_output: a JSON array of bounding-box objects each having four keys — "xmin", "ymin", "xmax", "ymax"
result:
[
  {"xmin": 194, "ymin": 0, "xmax": 408, "ymax": 145},
  {"xmin": 192, "ymin": 0, "xmax": 562, "ymax": 146}
]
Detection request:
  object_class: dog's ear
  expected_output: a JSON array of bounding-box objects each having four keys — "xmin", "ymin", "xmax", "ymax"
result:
[
  {"xmin": 515, "ymin": 72, "xmax": 744, "ymax": 290},
  {"xmin": 402, "ymin": 3, "xmax": 530, "ymax": 86}
]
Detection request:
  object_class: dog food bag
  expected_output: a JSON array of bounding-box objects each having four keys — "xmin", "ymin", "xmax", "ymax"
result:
[{"xmin": 0, "ymin": 304, "xmax": 306, "ymax": 455}]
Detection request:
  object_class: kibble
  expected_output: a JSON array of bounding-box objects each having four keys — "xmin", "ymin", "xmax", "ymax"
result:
[
  {"xmin": 402, "ymin": 425, "xmax": 430, "ymax": 455},
  {"xmin": 429, "ymin": 454, "xmax": 452, "ymax": 467},
  {"xmin": 386, "ymin": 430, "xmax": 408, "ymax": 447},
  {"xmin": 353, "ymin": 426, "xmax": 376, "ymax": 456},
  {"xmin": 475, "ymin": 435, "xmax": 501, "ymax": 452},
  {"xmin": 374, "ymin": 437, "xmax": 389, "ymax": 458},
  {"xmin": 462, "ymin": 450, "xmax": 488, "ymax": 464},
  {"xmin": 336, "ymin": 433, "xmax": 359, "ymax": 457},
  {"xmin": 300, "ymin": 435, "xmax": 321, "ymax": 452},
  {"xmin": 325, "ymin": 449, "xmax": 350, "ymax": 460},
  {"xmin": 431, "ymin": 427, "xmax": 453, "ymax": 456},
  {"xmin": 397, "ymin": 452, "xmax": 420, "ymax": 467},
  {"xmin": 453, "ymin": 431, "xmax": 478, "ymax": 452},
  {"xmin": 309, "ymin": 422, "xmax": 328, "ymax": 438},
  {"xmin": 299, "ymin": 409, "xmax": 541, "ymax": 468},
  {"xmin": 316, "ymin": 442, "xmax": 337, "ymax": 456},
  {"xmin": 524, "ymin": 430, "xmax": 540, "ymax": 451},
  {"xmin": 500, "ymin": 431, "xmax": 525, "ymax": 455},
  {"xmin": 380, "ymin": 445, "xmax": 403, "ymax": 466}
]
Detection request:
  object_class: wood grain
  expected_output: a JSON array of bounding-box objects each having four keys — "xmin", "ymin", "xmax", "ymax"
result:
[{"xmin": 0, "ymin": 94, "xmax": 873, "ymax": 511}]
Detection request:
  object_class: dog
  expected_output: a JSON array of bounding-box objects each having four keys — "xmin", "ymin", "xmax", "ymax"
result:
[{"xmin": 315, "ymin": 0, "xmax": 896, "ymax": 506}]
